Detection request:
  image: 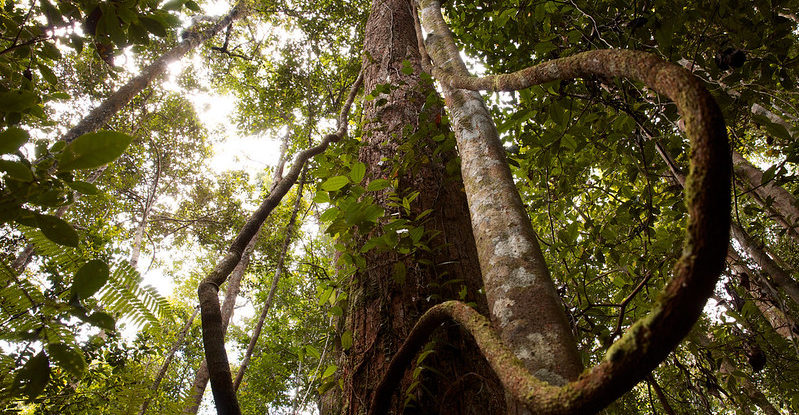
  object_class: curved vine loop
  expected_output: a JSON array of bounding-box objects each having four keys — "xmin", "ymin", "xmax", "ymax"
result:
[{"xmin": 370, "ymin": 1, "xmax": 731, "ymax": 414}]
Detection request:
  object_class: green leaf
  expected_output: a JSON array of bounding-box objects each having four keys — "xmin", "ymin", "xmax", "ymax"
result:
[
  {"xmin": 0, "ymin": 160, "xmax": 33, "ymax": 181},
  {"xmin": 401, "ymin": 59, "xmax": 413, "ymax": 75},
  {"xmin": 185, "ymin": 0, "xmax": 201, "ymax": 11},
  {"xmin": 71, "ymin": 260, "xmax": 110, "ymax": 299},
  {"xmin": 36, "ymin": 63, "xmax": 58, "ymax": 86},
  {"xmin": 40, "ymin": 41, "xmax": 62, "ymax": 60},
  {"xmin": 0, "ymin": 90, "xmax": 37, "ymax": 113},
  {"xmin": 761, "ymin": 165, "xmax": 777, "ymax": 185},
  {"xmin": 319, "ymin": 207, "xmax": 339, "ymax": 222},
  {"xmin": 0, "ymin": 127, "xmax": 28, "ymax": 153},
  {"xmin": 67, "ymin": 180, "xmax": 100, "ymax": 195},
  {"xmin": 14, "ymin": 351, "xmax": 50, "ymax": 399},
  {"xmin": 47, "ymin": 343, "xmax": 86, "ymax": 377},
  {"xmin": 366, "ymin": 179, "xmax": 391, "ymax": 191},
  {"xmin": 313, "ymin": 190, "xmax": 330, "ymax": 204},
  {"xmin": 37, "ymin": 215, "xmax": 79, "ymax": 247},
  {"xmin": 320, "ymin": 175, "xmax": 350, "ymax": 191},
  {"xmin": 341, "ymin": 330, "xmax": 353, "ymax": 351},
  {"xmin": 350, "ymin": 162, "xmax": 366, "ymax": 183},
  {"xmin": 318, "ymin": 287, "xmax": 334, "ymax": 305},
  {"xmin": 162, "ymin": 0, "xmax": 183, "ymax": 11},
  {"xmin": 57, "ymin": 131, "xmax": 133, "ymax": 171},
  {"xmin": 305, "ymin": 345, "xmax": 321, "ymax": 359},
  {"xmin": 140, "ymin": 16, "xmax": 167, "ymax": 37},
  {"xmin": 86, "ymin": 312, "xmax": 115, "ymax": 331},
  {"xmin": 321, "ymin": 364, "xmax": 337, "ymax": 379}
]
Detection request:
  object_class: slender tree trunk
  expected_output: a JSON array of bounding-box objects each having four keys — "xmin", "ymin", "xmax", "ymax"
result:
[
  {"xmin": 139, "ymin": 307, "xmax": 199, "ymax": 415},
  {"xmin": 419, "ymin": 0, "xmax": 582, "ymax": 388},
  {"xmin": 732, "ymin": 150, "xmax": 799, "ymax": 242},
  {"xmin": 61, "ymin": 2, "xmax": 249, "ymax": 143},
  {"xmin": 718, "ymin": 358, "xmax": 781, "ymax": 415},
  {"xmin": 130, "ymin": 141, "xmax": 162, "ymax": 269},
  {"xmin": 646, "ymin": 374, "xmax": 676, "ymax": 415},
  {"xmin": 183, "ymin": 236, "xmax": 258, "ymax": 415},
  {"xmin": 233, "ymin": 174, "xmax": 305, "ymax": 390},
  {"xmin": 648, "ymin": 128, "xmax": 799, "ymax": 306},
  {"xmin": 729, "ymin": 222, "xmax": 799, "ymax": 305},
  {"xmin": 727, "ymin": 248, "xmax": 799, "ymax": 342},
  {"xmin": 330, "ymin": 1, "xmax": 503, "ymax": 413}
]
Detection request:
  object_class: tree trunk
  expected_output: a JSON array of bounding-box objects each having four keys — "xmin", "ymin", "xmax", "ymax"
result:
[
  {"xmin": 732, "ymin": 150, "xmax": 799, "ymax": 243},
  {"xmin": 61, "ymin": 2, "xmax": 249, "ymax": 143},
  {"xmin": 183, "ymin": 236, "xmax": 257, "ymax": 415},
  {"xmin": 233, "ymin": 175, "xmax": 304, "ymax": 390},
  {"xmin": 729, "ymin": 222, "xmax": 799, "ymax": 305},
  {"xmin": 719, "ymin": 358, "xmax": 781, "ymax": 415},
  {"xmin": 139, "ymin": 307, "xmax": 199, "ymax": 415},
  {"xmin": 419, "ymin": 0, "xmax": 582, "ymax": 389},
  {"xmin": 727, "ymin": 248, "xmax": 799, "ymax": 342},
  {"xmin": 647, "ymin": 127, "xmax": 799, "ymax": 307},
  {"xmin": 330, "ymin": 1, "xmax": 503, "ymax": 413},
  {"xmin": 130, "ymin": 141, "xmax": 162, "ymax": 269},
  {"xmin": 646, "ymin": 374, "xmax": 676, "ymax": 415}
]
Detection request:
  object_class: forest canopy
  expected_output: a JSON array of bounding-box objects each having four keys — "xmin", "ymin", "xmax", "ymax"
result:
[{"xmin": 1, "ymin": 0, "xmax": 798, "ymax": 414}]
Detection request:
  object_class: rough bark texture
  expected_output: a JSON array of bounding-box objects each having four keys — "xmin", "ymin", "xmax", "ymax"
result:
[
  {"xmin": 420, "ymin": 0, "xmax": 583, "ymax": 389},
  {"xmin": 727, "ymin": 248, "xmax": 799, "ymax": 341},
  {"xmin": 370, "ymin": 3, "xmax": 730, "ymax": 412},
  {"xmin": 331, "ymin": 1, "xmax": 503, "ymax": 413},
  {"xmin": 646, "ymin": 375, "xmax": 676, "ymax": 415}
]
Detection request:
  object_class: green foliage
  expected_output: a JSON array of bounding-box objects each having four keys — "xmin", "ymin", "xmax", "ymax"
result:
[
  {"xmin": 57, "ymin": 131, "xmax": 134, "ymax": 171},
  {"xmin": 0, "ymin": 227, "xmax": 170, "ymax": 404}
]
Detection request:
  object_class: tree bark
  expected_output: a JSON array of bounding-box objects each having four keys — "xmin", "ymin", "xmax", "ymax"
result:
[
  {"xmin": 643, "ymin": 123, "xmax": 799, "ymax": 307},
  {"xmin": 646, "ymin": 374, "xmax": 676, "ymax": 415},
  {"xmin": 130, "ymin": 141, "xmax": 162, "ymax": 269},
  {"xmin": 139, "ymin": 307, "xmax": 199, "ymax": 415},
  {"xmin": 183, "ymin": 236, "xmax": 257, "ymax": 415},
  {"xmin": 732, "ymin": 150, "xmax": 799, "ymax": 242},
  {"xmin": 331, "ymin": 1, "xmax": 503, "ymax": 413},
  {"xmin": 719, "ymin": 356, "xmax": 781, "ymax": 415},
  {"xmin": 420, "ymin": 0, "xmax": 583, "ymax": 390},
  {"xmin": 730, "ymin": 222, "xmax": 799, "ymax": 305},
  {"xmin": 727, "ymin": 248, "xmax": 799, "ymax": 342}
]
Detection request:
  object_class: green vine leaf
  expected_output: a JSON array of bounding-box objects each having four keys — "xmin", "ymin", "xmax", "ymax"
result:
[
  {"xmin": 350, "ymin": 162, "xmax": 366, "ymax": 183},
  {"xmin": 0, "ymin": 127, "xmax": 28, "ymax": 154},
  {"xmin": 67, "ymin": 180, "xmax": 100, "ymax": 195},
  {"xmin": 85, "ymin": 311, "xmax": 116, "ymax": 331},
  {"xmin": 0, "ymin": 160, "xmax": 33, "ymax": 181},
  {"xmin": 71, "ymin": 260, "xmax": 110, "ymax": 300},
  {"xmin": 320, "ymin": 175, "xmax": 350, "ymax": 191},
  {"xmin": 57, "ymin": 131, "xmax": 134, "ymax": 171},
  {"xmin": 47, "ymin": 343, "xmax": 86, "ymax": 377},
  {"xmin": 36, "ymin": 214, "xmax": 79, "ymax": 247},
  {"xmin": 366, "ymin": 179, "xmax": 391, "ymax": 191},
  {"xmin": 13, "ymin": 351, "xmax": 50, "ymax": 399}
]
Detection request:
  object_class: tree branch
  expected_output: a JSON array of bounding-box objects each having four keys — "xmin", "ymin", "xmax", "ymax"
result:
[{"xmin": 198, "ymin": 69, "xmax": 363, "ymax": 415}]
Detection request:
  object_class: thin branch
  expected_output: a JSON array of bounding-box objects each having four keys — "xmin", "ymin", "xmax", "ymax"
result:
[{"xmin": 198, "ymin": 68, "xmax": 363, "ymax": 415}]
